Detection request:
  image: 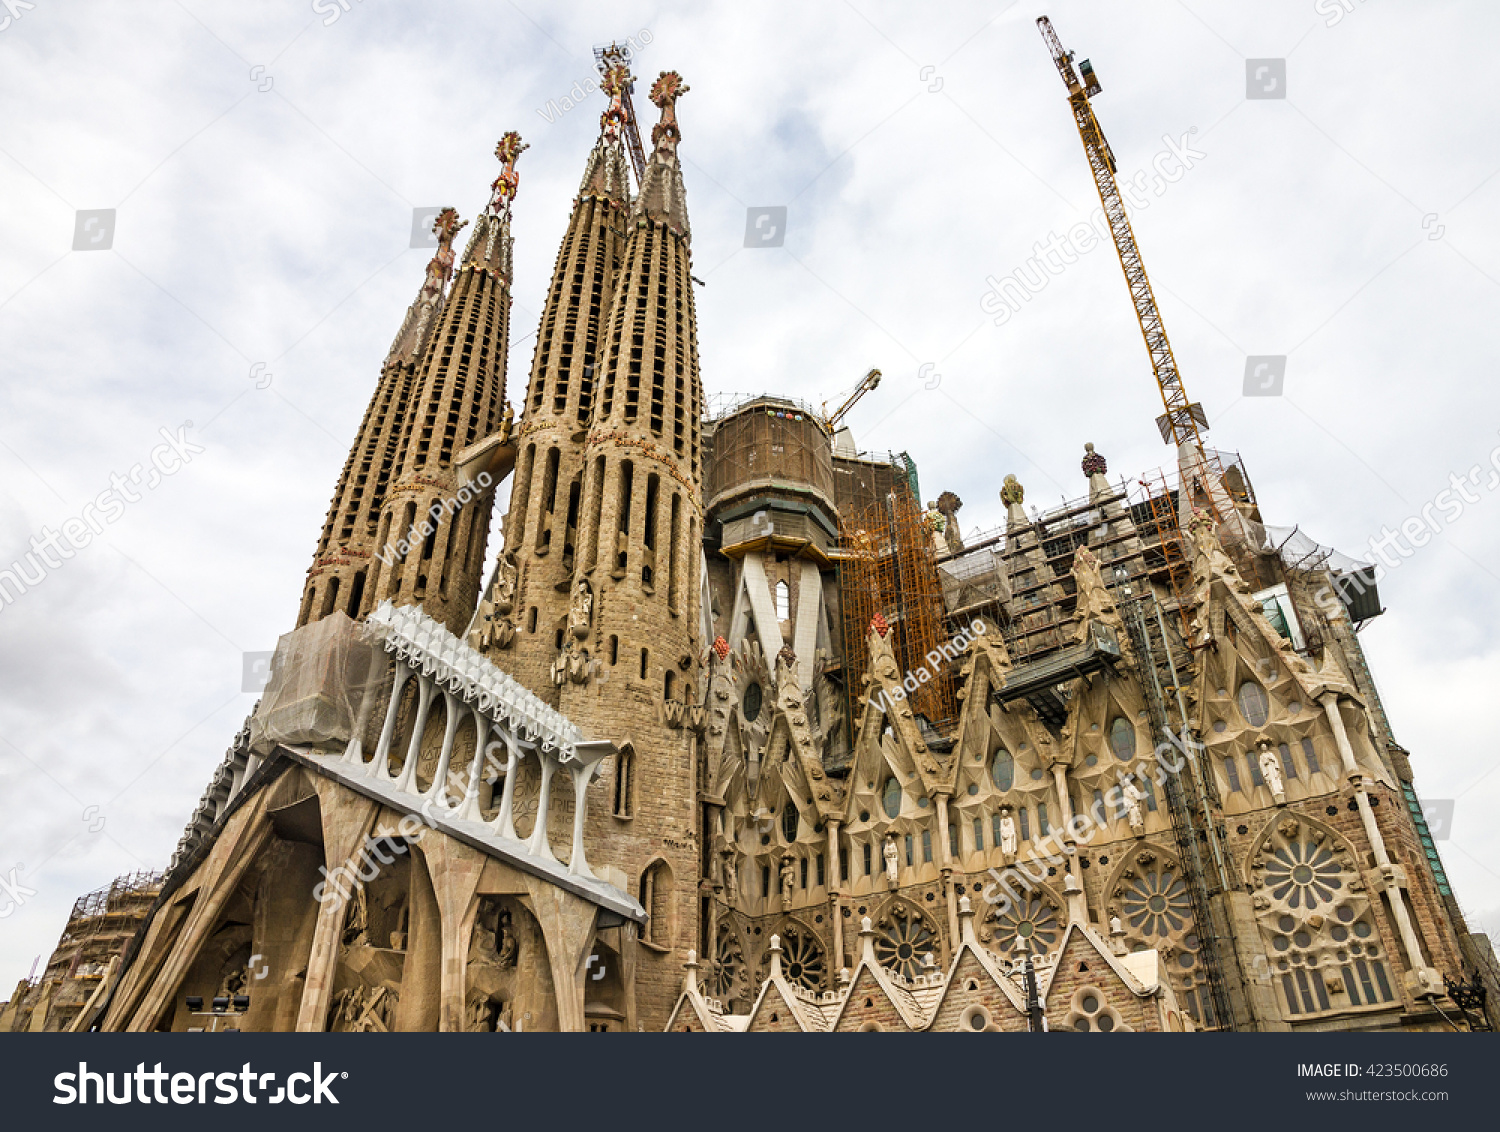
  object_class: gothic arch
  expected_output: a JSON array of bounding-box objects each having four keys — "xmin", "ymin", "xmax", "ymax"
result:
[
  {"xmin": 756, "ymin": 916, "xmax": 827, "ymax": 991},
  {"xmin": 639, "ymin": 857, "xmax": 674, "ymax": 948},
  {"xmin": 869, "ymin": 897, "xmax": 940, "ymax": 981},
  {"xmin": 1103, "ymin": 843, "xmax": 1212, "ymax": 1026}
]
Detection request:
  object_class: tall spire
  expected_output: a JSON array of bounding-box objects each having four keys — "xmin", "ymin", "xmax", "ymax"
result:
[
  {"xmin": 366, "ymin": 133, "xmax": 524, "ymax": 634},
  {"xmin": 558, "ymin": 71, "xmax": 704, "ymax": 1029},
  {"xmin": 634, "ymin": 71, "xmax": 691, "ymax": 237},
  {"xmin": 297, "ymin": 207, "xmax": 466, "ymax": 629},
  {"xmin": 473, "ymin": 88, "xmax": 635, "ymax": 697}
]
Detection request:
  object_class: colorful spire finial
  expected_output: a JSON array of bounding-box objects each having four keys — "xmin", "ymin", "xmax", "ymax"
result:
[
  {"xmin": 648, "ymin": 71, "xmax": 688, "ymax": 158},
  {"xmin": 869, "ymin": 612, "xmax": 890, "ymax": 639},
  {"xmin": 600, "ymin": 64, "xmax": 631, "ymax": 143},
  {"xmin": 488, "ymin": 131, "xmax": 529, "ymax": 214},
  {"xmin": 1082, "ymin": 442, "xmax": 1107, "ymax": 477},
  {"xmin": 423, "ymin": 206, "xmax": 466, "ymax": 291}
]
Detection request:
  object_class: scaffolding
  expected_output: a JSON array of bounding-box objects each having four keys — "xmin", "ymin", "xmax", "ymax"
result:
[{"xmin": 838, "ymin": 479, "xmax": 958, "ymax": 732}]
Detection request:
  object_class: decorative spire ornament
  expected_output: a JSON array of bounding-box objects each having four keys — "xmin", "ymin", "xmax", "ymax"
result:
[{"xmin": 487, "ymin": 131, "xmax": 529, "ymax": 215}]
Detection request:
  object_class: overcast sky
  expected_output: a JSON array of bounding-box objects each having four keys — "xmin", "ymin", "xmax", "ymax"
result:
[{"xmin": 2, "ymin": 0, "xmax": 1497, "ymax": 992}]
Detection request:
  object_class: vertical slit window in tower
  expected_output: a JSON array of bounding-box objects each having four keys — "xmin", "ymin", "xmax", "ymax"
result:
[
  {"xmin": 973, "ymin": 818, "xmax": 983, "ymax": 851},
  {"xmin": 639, "ymin": 647, "xmax": 649, "ymax": 681},
  {"xmin": 762, "ymin": 865, "xmax": 771, "ymax": 898},
  {"xmin": 664, "ymin": 670, "xmax": 676, "ymax": 702},
  {"xmin": 439, "ymin": 510, "xmax": 462, "ymax": 597},
  {"xmin": 396, "ymin": 502, "xmax": 416, "ymax": 564},
  {"xmin": 563, "ymin": 479, "xmax": 581, "ymax": 570},
  {"xmin": 297, "ymin": 586, "xmax": 314, "ymax": 627},
  {"xmin": 863, "ymin": 842, "xmax": 872, "ymax": 876},
  {"xmin": 949, "ymin": 822, "xmax": 958, "ymax": 858},
  {"xmin": 642, "ymin": 473, "xmax": 660, "ymax": 593},
  {"xmin": 527, "ymin": 607, "xmax": 538, "ymax": 633},
  {"xmin": 615, "ymin": 460, "xmax": 634, "ymax": 575},
  {"xmin": 800, "ymin": 857, "xmax": 807, "ymax": 889},
  {"xmin": 347, "ymin": 569, "xmax": 366, "ymax": 619},
  {"xmin": 840, "ymin": 846, "xmax": 848, "ymax": 882},
  {"xmin": 922, "ymin": 829, "xmax": 932, "ymax": 864},
  {"xmin": 1301, "ymin": 738, "xmax": 1321, "ymax": 775},
  {"xmin": 1223, "ymin": 757, "xmax": 1242, "ymax": 793},
  {"xmin": 668, "ymin": 493, "xmax": 682, "ymax": 612},
  {"xmin": 1294, "ymin": 969, "xmax": 1316, "ymax": 1013},
  {"xmin": 1355, "ymin": 959, "xmax": 1377, "ymax": 1003},
  {"xmin": 1247, "ymin": 753, "xmax": 1264, "ymax": 788},
  {"xmin": 609, "ymin": 634, "xmax": 618, "ymax": 666},
  {"xmin": 1091, "ymin": 789, "xmax": 1106, "ymax": 824},
  {"xmin": 1343, "ymin": 965, "xmax": 1361, "ymax": 1006},
  {"xmin": 904, "ymin": 833, "xmax": 914, "ymax": 867},
  {"xmin": 555, "ymin": 627, "xmax": 563, "ymax": 651},
  {"xmin": 1143, "ymin": 776, "xmax": 1157, "ymax": 812},
  {"xmin": 1036, "ymin": 802, "xmax": 1049, "ymax": 836},
  {"xmin": 581, "ymin": 455, "xmax": 605, "ymax": 572},
  {"xmin": 536, "ymin": 447, "xmax": 560, "ymax": 552},
  {"xmin": 421, "ymin": 500, "xmax": 439, "ymax": 561},
  {"xmin": 320, "ymin": 576, "xmax": 340, "ymax": 620},
  {"xmin": 1019, "ymin": 806, "xmax": 1031, "ymax": 841},
  {"xmin": 1279, "ymin": 742, "xmax": 1297, "ymax": 779}
]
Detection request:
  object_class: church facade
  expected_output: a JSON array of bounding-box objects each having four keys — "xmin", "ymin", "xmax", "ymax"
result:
[{"xmin": 5, "ymin": 59, "xmax": 1495, "ymax": 1035}]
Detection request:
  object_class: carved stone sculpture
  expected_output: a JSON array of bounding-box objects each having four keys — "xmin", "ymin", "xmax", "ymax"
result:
[{"xmin": 883, "ymin": 836, "xmax": 899, "ymax": 885}]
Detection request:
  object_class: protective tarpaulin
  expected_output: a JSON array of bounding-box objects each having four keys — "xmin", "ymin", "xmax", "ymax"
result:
[{"xmin": 249, "ymin": 611, "xmax": 385, "ymax": 752}]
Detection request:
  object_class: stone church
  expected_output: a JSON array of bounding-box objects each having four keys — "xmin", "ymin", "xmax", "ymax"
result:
[{"xmin": 5, "ymin": 60, "xmax": 1496, "ymax": 1035}]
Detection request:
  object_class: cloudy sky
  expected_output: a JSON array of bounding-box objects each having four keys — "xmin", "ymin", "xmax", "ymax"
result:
[{"xmin": 2, "ymin": 0, "xmax": 1497, "ymax": 991}]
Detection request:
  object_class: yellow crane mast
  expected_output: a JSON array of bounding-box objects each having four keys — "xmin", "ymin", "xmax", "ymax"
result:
[
  {"xmin": 821, "ymin": 368, "xmax": 882, "ymax": 435},
  {"xmin": 1036, "ymin": 16, "xmax": 1210, "ymax": 454}
]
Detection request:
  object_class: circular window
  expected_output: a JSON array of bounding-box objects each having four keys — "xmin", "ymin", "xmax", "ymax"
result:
[
  {"xmin": 1081, "ymin": 994, "xmax": 1099, "ymax": 1013},
  {"xmin": 1109, "ymin": 717, "xmax": 1136, "ymax": 761},
  {"xmin": 1030, "ymin": 768, "xmax": 1045, "ymax": 781},
  {"xmin": 1237, "ymin": 682, "xmax": 1270, "ymax": 728},
  {"xmin": 1331, "ymin": 925, "xmax": 1347, "ymax": 942},
  {"xmin": 881, "ymin": 778, "xmax": 902, "ymax": 819},
  {"xmin": 1353, "ymin": 921, "xmax": 1372, "ymax": 939},
  {"xmin": 1084, "ymin": 754, "xmax": 1098, "ymax": 767},
  {"xmin": 1073, "ymin": 1018, "xmax": 1091, "ymax": 1032},
  {"xmin": 1097, "ymin": 1012, "xmax": 1115, "ymax": 1032},
  {"xmin": 1293, "ymin": 930, "xmax": 1312, "ymax": 948},
  {"xmin": 743, "ymin": 681, "xmax": 763, "ymax": 723},
  {"xmin": 967, "ymin": 784, "xmax": 979, "ymax": 796},
  {"xmin": 1273, "ymin": 936, "xmax": 1290, "ymax": 952},
  {"xmin": 991, "ymin": 749, "xmax": 1014, "ymax": 791},
  {"xmin": 1278, "ymin": 915, "xmax": 1295, "ymax": 932},
  {"xmin": 1336, "ymin": 905, "xmax": 1354, "ymax": 922},
  {"xmin": 1213, "ymin": 720, "xmax": 1227, "ymax": 733}
]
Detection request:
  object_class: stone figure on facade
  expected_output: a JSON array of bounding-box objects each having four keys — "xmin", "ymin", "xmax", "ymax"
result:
[
  {"xmin": 570, "ymin": 579, "xmax": 592, "ymax": 638},
  {"xmin": 883, "ymin": 836, "xmax": 899, "ymax": 885},
  {"xmin": 998, "ymin": 806, "xmax": 1018, "ymax": 860},
  {"xmin": 779, "ymin": 855, "xmax": 795, "ymax": 910},
  {"xmin": 1259, "ymin": 741, "xmax": 1286, "ymax": 805},
  {"xmin": 1124, "ymin": 777, "xmax": 1146, "ymax": 837}
]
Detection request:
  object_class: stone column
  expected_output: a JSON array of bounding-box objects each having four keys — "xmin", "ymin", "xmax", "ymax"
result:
[{"xmin": 295, "ymin": 786, "xmax": 379, "ymax": 1032}]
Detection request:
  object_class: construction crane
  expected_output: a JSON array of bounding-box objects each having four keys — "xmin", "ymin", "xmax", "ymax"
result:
[
  {"xmin": 593, "ymin": 43, "xmax": 648, "ymax": 186},
  {"xmin": 821, "ymin": 368, "xmax": 882, "ymax": 435},
  {"xmin": 1036, "ymin": 17, "xmax": 1209, "ymax": 452}
]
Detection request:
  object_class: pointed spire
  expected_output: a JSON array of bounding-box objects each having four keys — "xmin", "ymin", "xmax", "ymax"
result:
[
  {"xmin": 579, "ymin": 65, "xmax": 633, "ymax": 203},
  {"xmin": 389, "ymin": 207, "xmax": 467, "ymax": 361},
  {"xmin": 461, "ymin": 131, "xmax": 527, "ymax": 279},
  {"xmin": 634, "ymin": 71, "xmax": 691, "ymax": 237}
]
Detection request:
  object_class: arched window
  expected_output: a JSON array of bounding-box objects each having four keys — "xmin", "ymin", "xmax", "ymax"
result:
[
  {"xmin": 742, "ymin": 681, "xmax": 763, "ymax": 723},
  {"xmin": 774, "ymin": 580, "xmax": 790, "ymax": 621},
  {"xmin": 990, "ymin": 748, "xmax": 1014, "ymax": 791},
  {"xmin": 881, "ymin": 777, "xmax": 902, "ymax": 819},
  {"xmin": 639, "ymin": 860, "xmax": 671, "ymax": 946},
  {"xmin": 781, "ymin": 802, "xmax": 799, "ymax": 843},
  {"xmin": 1109, "ymin": 717, "xmax": 1136, "ymax": 761},
  {"xmin": 613, "ymin": 745, "xmax": 634, "ymax": 819},
  {"xmin": 1238, "ymin": 682, "xmax": 1270, "ymax": 728}
]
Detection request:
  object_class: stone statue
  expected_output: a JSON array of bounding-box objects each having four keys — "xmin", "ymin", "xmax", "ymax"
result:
[
  {"xmin": 998, "ymin": 808, "xmax": 1018, "ymax": 858},
  {"xmin": 1000, "ymin": 474, "xmax": 1025, "ymax": 507},
  {"xmin": 1124, "ymin": 778, "xmax": 1145, "ymax": 837},
  {"xmin": 883, "ymin": 836, "xmax": 899, "ymax": 885},
  {"xmin": 721, "ymin": 848, "xmax": 738, "ymax": 899},
  {"xmin": 493, "ymin": 552, "xmax": 518, "ymax": 613},
  {"xmin": 569, "ymin": 579, "xmax": 592, "ymax": 638},
  {"xmin": 496, "ymin": 908, "xmax": 517, "ymax": 968},
  {"xmin": 779, "ymin": 856, "xmax": 795, "ymax": 910},
  {"xmin": 1259, "ymin": 742, "xmax": 1286, "ymax": 804}
]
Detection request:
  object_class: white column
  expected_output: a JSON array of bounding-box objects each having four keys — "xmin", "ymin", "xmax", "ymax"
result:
[
  {"xmin": 424, "ymin": 690, "xmax": 461, "ymax": 807},
  {"xmin": 368, "ymin": 663, "xmax": 411, "ymax": 777},
  {"xmin": 457, "ymin": 712, "xmax": 489, "ymax": 823},
  {"xmin": 393, "ymin": 674, "xmax": 432, "ymax": 794},
  {"xmin": 567, "ymin": 765, "xmax": 594, "ymax": 878},
  {"xmin": 492, "ymin": 732, "xmax": 523, "ymax": 840},
  {"xmin": 527, "ymin": 755, "xmax": 558, "ymax": 862}
]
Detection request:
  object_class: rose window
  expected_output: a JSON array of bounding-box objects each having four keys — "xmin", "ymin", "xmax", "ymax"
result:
[
  {"xmin": 708, "ymin": 924, "xmax": 745, "ymax": 1003},
  {"xmin": 1263, "ymin": 839, "xmax": 1343, "ymax": 910},
  {"xmin": 776, "ymin": 925, "xmax": 825, "ymax": 991},
  {"xmin": 1122, "ymin": 869, "xmax": 1192, "ymax": 938},
  {"xmin": 988, "ymin": 891, "xmax": 1060, "ymax": 957},
  {"xmin": 874, "ymin": 905, "xmax": 936, "ymax": 981}
]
